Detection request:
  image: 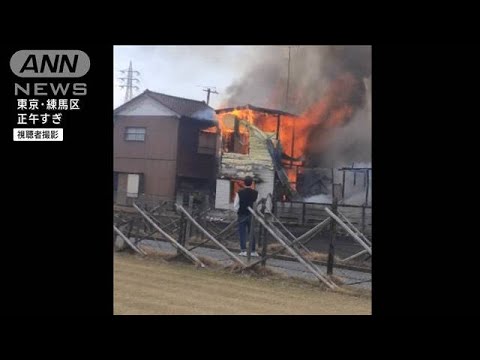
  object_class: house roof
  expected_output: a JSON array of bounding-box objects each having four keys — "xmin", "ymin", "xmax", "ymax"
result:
[
  {"xmin": 114, "ymin": 89, "xmax": 215, "ymax": 119},
  {"xmin": 215, "ymin": 104, "xmax": 298, "ymax": 117},
  {"xmin": 145, "ymin": 90, "xmax": 213, "ymax": 118}
]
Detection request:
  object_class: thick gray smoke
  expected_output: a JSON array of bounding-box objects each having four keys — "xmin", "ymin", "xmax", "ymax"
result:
[{"xmin": 319, "ymin": 77, "xmax": 372, "ymax": 167}]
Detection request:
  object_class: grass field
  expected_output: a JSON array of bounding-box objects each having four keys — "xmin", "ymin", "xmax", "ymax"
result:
[{"xmin": 114, "ymin": 253, "xmax": 371, "ymax": 315}]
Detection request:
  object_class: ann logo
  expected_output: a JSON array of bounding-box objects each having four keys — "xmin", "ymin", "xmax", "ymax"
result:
[
  {"xmin": 10, "ymin": 50, "xmax": 90, "ymax": 78},
  {"xmin": 20, "ymin": 54, "xmax": 79, "ymax": 74}
]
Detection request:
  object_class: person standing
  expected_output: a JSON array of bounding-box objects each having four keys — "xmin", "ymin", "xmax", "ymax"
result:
[{"xmin": 233, "ymin": 176, "xmax": 259, "ymax": 257}]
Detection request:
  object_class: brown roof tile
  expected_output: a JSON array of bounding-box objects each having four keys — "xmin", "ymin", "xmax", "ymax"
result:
[{"xmin": 145, "ymin": 90, "xmax": 213, "ymax": 118}]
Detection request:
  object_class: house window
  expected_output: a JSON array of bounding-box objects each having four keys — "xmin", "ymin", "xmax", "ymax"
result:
[
  {"xmin": 198, "ymin": 130, "xmax": 217, "ymax": 154},
  {"xmin": 125, "ymin": 127, "xmax": 146, "ymax": 141},
  {"xmin": 222, "ymin": 128, "xmax": 249, "ymax": 154}
]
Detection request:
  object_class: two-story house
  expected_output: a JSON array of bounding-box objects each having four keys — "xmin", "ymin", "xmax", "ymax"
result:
[{"xmin": 114, "ymin": 90, "xmax": 218, "ymax": 205}]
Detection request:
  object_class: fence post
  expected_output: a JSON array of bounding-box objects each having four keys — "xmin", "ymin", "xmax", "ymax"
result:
[
  {"xmin": 327, "ymin": 188, "xmax": 339, "ymax": 275},
  {"xmin": 134, "ymin": 218, "xmax": 140, "ymax": 248},
  {"xmin": 259, "ymin": 201, "xmax": 268, "ymax": 249},
  {"xmin": 261, "ymin": 225, "xmax": 268, "ymax": 267},
  {"xmin": 361, "ymin": 206, "xmax": 366, "ymax": 235},
  {"xmin": 365, "ymin": 169, "xmax": 370, "ymax": 206},
  {"xmin": 200, "ymin": 194, "xmax": 209, "ymax": 241},
  {"xmin": 126, "ymin": 219, "xmax": 134, "ymax": 240},
  {"xmin": 204, "ymin": 194, "xmax": 210, "ymax": 211},
  {"xmin": 261, "ymin": 213, "xmax": 268, "ymax": 267},
  {"xmin": 177, "ymin": 211, "xmax": 186, "ymax": 255},
  {"xmin": 302, "ymin": 202, "xmax": 306, "ymax": 226},
  {"xmin": 185, "ymin": 194, "xmax": 194, "ymax": 242}
]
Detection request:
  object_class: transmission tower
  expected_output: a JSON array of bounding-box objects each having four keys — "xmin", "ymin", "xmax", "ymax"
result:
[{"xmin": 118, "ymin": 61, "xmax": 140, "ymax": 103}]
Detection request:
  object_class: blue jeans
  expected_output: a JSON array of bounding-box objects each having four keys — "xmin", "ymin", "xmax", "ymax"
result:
[{"xmin": 238, "ymin": 215, "xmax": 255, "ymax": 252}]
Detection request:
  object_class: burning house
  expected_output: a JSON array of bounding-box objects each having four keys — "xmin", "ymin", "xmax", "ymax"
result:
[
  {"xmin": 212, "ymin": 72, "xmax": 372, "ymax": 208},
  {"xmin": 213, "ymin": 104, "xmax": 305, "ymax": 210},
  {"xmin": 213, "ymin": 46, "xmax": 372, "ymax": 206}
]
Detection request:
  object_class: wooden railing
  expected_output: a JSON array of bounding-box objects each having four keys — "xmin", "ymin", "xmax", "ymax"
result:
[{"xmin": 274, "ymin": 201, "xmax": 372, "ymax": 237}]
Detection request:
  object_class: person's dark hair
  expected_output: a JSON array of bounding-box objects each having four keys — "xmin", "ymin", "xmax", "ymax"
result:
[{"xmin": 244, "ymin": 176, "xmax": 253, "ymax": 187}]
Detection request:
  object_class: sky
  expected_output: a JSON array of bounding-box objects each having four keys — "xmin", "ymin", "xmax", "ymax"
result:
[{"xmin": 113, "ymin": 46, "xmax": 289, "ymax": 109}]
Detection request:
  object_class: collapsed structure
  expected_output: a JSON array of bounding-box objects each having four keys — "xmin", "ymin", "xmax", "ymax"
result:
[
  {"xmin": 213, "ymin": 104, "xmax": 302, "ymax": 209},
  {"xmin": 212, "ymin": 98, "xmax": 372, "ymax": 208}
]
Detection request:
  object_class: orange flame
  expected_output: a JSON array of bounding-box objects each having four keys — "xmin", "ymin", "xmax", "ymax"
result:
[
  {"xmin": 296, "ymin": 72, "xmax": 360, "ymax": 156},
  {"xmin": 217, "ymin": 109, "xmax": 254, "ymax": 135},
  {"xmin": 216, "ymin": 72, "xmax": 362, "ymax": 185},
  {"xmin": 201, "ymin": 125, "xmax": 218, "ymax": 134},
  {"xmin": 285, "ymin": 167, "xmax": 297, "ymax": 182}
]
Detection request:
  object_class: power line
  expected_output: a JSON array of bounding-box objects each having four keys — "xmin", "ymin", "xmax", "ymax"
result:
[{"xmin": 118, "ymin": 61, "xmax": 140, "ymax": 103}]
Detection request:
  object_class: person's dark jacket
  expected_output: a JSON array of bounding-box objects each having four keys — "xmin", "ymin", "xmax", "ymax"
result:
[{"xmin": 236, "ymin": 188, "xmax": 258, "ymax": 216}]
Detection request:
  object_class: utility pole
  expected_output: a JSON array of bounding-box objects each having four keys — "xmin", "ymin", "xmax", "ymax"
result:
[
  {"xmin": 284, "ymin": 45, "xmax": 300, "ymax": 111},
  {"xmin": 286, "ymin": 46, "xmax": 298, "ymax": 166},
  {"xmin": 285, "ymin": 46, "xmax": 291, "ymax": 111},
  {"xmin": 327, "ymin": 181, "xmax": 341, "ymax": 276},
  {"xmin": 200, "ymin": 86, "xmax": 219, "ymax": 105},
  {"xmin": 118, "ymin": 61, "xmax": 140, "ymax": 103},
  {"xmin": 327, "ymin": 193, "xmax": 338, "ymax": 275}
]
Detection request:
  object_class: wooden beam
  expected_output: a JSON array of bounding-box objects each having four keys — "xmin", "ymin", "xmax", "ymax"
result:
[
  {"xmin": 338, "ymin": 167, "xmax": 372, "ymax": 171},
  {"xmin": 113, "ymin": 217, "xmax": 133, "ymax": 228},
  {"xmin": 327, "ymin": 197, "xmax": 337, "ymax": 275},
  {"xmin": 261, "ymin": 213, "xmax": 268, "ymax": 267},
  {"xmin": 215, "ymin": 219, "xmax": 238, "ymax": 239},
  {"xmin": 113, "ymin": 225, "xmax": 147, "ymax": 256},
  {"xmin": 244, "ymin": 240, "xmax": 292, "ymax": 270},
  {"xmin": 242, "ymin": 214, "xmax": 332, "ymax": 270},
  {"xmin": 340, "ymin": 249, "xmax": 368, "ymax": 262},
  {"xmin": 361, "ymin": 206, "xmax": 366, "ymax": 235},
  {"xmin": 177, "ymin": 211, "xmax": 186, "ymax": 256},
  {"xmin": 325, "ymin": 207, "xmax": 372, "ymax": 255},
  {"xmin": 187, "ymin": 238, "xmax": 211, "ymax": 251},
  {"xmin": 301, "ymin": 202, "xmax": 306, "ymax": 226},
  {"xmin": 146, "ymin": 211, "xmax": 180, "ymax": 231},
  {"xmin": 133, "ymin": 203, "xmax": 206, "ymax": 268},
  {"xmin": 149, "ymin": 204, "xmax": 161, "ymax": 214},
  {"xmin": 260, "ymin": 215, "xmax": 333, "ymax": 283},
  {"xmin": 285, "ymin": 200, "xmax": 371, "ymax": 209},
  {"xmin": 264, "ymin": 210, "xmax": 312, "ymax": 254},
  {"xmin": 176, "ymin": 204, "xmax": 246, "ymax": 267},
  {"xmin": 294, "ymin": 217, "xmax": 331, "ymax": 244},
  {"xmin": 337, "ymin": 210, "xmax": 372, "ymax": 246},
  {"xmin": 248, "ymin": 207, "xmax": 337, "ymax": 289},
  {"xmin": 126, "ymin": 219, "xmax": 134, "ymax": 239},
  {"xmin": 276, "ymin": 114, "xmax": 281, "ymax": 140},
  {"xmin": 143, "ymin": 228, "xmax": 167, "ymax": 241},
  {"xmin": 185, "ymin": 195, "xmax": 194, "ymax": 242},
  {"xmin": 365, "ymin": 169, "xmax": 370, "ymax": 206}
]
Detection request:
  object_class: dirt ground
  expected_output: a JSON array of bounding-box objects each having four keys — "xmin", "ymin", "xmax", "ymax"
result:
[{"xmin": 114, "ymin": 253, "xmax": 371, "ymax": 315}]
